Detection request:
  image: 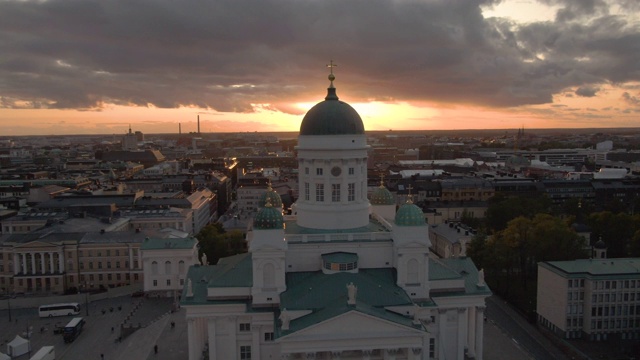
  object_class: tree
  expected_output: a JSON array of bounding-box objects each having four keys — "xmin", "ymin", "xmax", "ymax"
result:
[
  {"xmin": 587, "ymin": 212, "xmax": 640, "ymax": 257},
  {"xmin": 485, "ymin": 194, "xmax": 551, "ymax": 232},
  {"xmin": 195, "ymin": 224, "xmax": 247, "ymax": 265}
]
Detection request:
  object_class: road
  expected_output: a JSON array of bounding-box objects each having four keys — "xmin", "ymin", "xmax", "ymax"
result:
[{"xmin": 486, "ymin": 295, "xmax": 570, "ymax": 360}]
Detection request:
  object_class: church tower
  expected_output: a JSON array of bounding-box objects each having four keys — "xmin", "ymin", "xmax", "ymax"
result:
[
  {"xmin": 249, "ymin": 199, "xmax": 287, "ymax": 306},
  {"xmin": 392, "ymin": 198, "xmax": 431, "ymax": 300},
  {"xmin": 295, "ymin": 63, "xmax": 370, "ymax": 230}
]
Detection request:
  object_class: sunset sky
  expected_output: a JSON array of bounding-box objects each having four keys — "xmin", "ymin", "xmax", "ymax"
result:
[{"xmin": 1, "ymin": 0, "xmax": 639, "ymax": 136}]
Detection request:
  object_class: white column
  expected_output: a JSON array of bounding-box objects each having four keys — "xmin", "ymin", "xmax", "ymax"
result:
[
  {"xmin": 49, "ymin": 252, "xmax": 54, "ymax": 273},
  {"xmin": 187, "ymin": 319, "xmax": 199, "ymax": 360},
  {"xmin": 228, "ymin": 317, "xmax": 237, "ymax": 360},
  {"xmin": 475, "ymin": 307, "xmax": 485, "ymax": 360},
  {"xmin": 457, "ymin": 308, "xmax": 467, "ymax": 360},
  {"xmin": 21, "ymin": 254, "xmax": 26, "ymax": 274},
  {"xmin": 129, "ymin": 246, "xmax": 134, "ymax": 269},
  {"xmin": 208, "ymin": 318, "xmax": 217, "ymax": 360},
  {"xmin": 438, "ymin": 309, "xmax": 447, "ymax": 360},
  {"xmin": 58, "ymin": 251, "xmax": 64, "ymax": 272},
  {"xmin": 252, "ymin": 325, "xmax": 261, "ymax": 360},
  {"xmin": 31, "ymin": 253, "xmax": 37, "ymax": 274},
  {"xmin": 40, "ymin": 252, "xmax": 45, "ymax": 273},
  {"xmin": 467, "ymin": 306, "xmax": 477, "ymax": 358}
]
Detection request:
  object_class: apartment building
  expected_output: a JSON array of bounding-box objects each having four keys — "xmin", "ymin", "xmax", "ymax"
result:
[{"xmin": 537, "ymin": 258, "xmax": 640, "ymax": 341}]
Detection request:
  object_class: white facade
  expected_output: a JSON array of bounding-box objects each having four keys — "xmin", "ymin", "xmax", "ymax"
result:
[
  {"xmin": 537, "ymin": 259, "xmax": 640, "ymax": 341},
  {"xmin": 141, "ymin": 237, "xmax": 198, "ymax": 295},
  {"xmin": 182, "ymin": 77, "xmax": 490, "ymax": 360}
]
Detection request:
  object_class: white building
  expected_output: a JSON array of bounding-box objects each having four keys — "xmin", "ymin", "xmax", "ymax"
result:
[
  {"xmin": 537, "ymin": 256, "xmax": 640, "ymax": 342},
  {"xmin": 181, "ymin": 71, "xmax": 490, "ymax": 360},
  {"xmin": 141, "ymin": 237, "xmax": 199, "ymax": 296}
]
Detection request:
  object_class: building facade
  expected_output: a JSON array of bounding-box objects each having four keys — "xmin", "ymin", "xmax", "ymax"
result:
[
  {"xmin": 537, "ymin": 258, "xmax": 640, "ymax": 342},
  {"xmin": 182, "ymin": 72, "xmax": 490, "ymax": 360}
]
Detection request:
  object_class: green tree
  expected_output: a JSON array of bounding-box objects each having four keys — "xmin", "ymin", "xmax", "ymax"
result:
[
  {"xmin": 485, "ymin": 194, "xmax": 550, "ymax": 232},
  {"xmin": 587, "ymin": 212, "xmax": 640, "ymax": 257},
  {"xmin": 195, "ymin": 224, "xmax": 247, "ymax": 265}
]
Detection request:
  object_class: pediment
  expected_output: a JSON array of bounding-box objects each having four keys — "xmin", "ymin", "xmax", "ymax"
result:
[
  {"xmin": 280, "ymin": 310, "xmax": 423, "ymax": 341},
  {"xmin": 14, "ymin": 241, "xmax": 60, "ymax": 249}
]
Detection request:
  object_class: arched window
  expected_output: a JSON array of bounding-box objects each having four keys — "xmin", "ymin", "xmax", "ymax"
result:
[
  {"xmin": 178, "ymin": 260, "xmax": 185, "ymax": 273},
  {"xmin": 407, "ymin": 259, "xmax": 419, "ymax": 284},
  {"xmin": 151, "ymin": 261, "xmax": 158, "ymax": 275},
  {"xmin": 263, "ymin": 263, "xmax": 275, "ymax": 288},
  {"xmin": 165, "ymin": 261, "xmax": 172, "ymax": 275}
]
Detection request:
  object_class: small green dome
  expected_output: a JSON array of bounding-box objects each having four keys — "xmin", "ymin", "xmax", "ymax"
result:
[
  {"xmin": 395, "ymin": 202, "xmax": 425, "ymax": 226},
  {"xmin": 258, "ymin": 184, "xmax": 283, "ymax": 208},
  {"xmin": 370, "ymin": 185, "xmax": 395, "ymax": 205},
  {"xmin": 254, "ymin": 202, "xmax": 284, "ymax": 229}
]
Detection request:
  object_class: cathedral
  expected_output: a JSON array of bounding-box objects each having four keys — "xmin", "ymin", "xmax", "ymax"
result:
[{"xmin": 182, "ymin": 68, "xmax": 490, "ymax": 360}]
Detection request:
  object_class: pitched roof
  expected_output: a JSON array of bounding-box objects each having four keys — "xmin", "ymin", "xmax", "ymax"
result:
[{"xmin": 279, "ymin": 269, "xmax": 417, "ymax": 335}]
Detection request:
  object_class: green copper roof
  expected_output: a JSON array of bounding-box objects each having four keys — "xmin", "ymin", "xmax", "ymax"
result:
[
  {"xmin": 278, "ymin": 269, "xmax": 417, "ymax": 336},
  {"xmin": 253, "ymin": 204, "xmax": 284, "ymax": 229},
  {"xmin": 541, "ymin": 258, "xmax": 640, "ymax": 277},
  {"xmin": 258, "ymin": 187, "xmax": 283, "ymax": 208},
  {"xmin": 140, "ymin": 237, "xmax": 197, "ymax": 250},
  {"xmin": 370, "ymin": 185, "xmax": 395, "ymax": 205},
  {"xmin": 321, "ymin": 252, "xmax": 358, "ymax": 264},
  {"xmin": 394, "ymin": 202, "xmax": 425, "ymax": 226},
  {"xmin": 429, "ymin": 257, "xmax": 492, "ymax": 297},
  {"xmin": 299, "ymin": 87, "xmax": 365, "ymax": 136}
]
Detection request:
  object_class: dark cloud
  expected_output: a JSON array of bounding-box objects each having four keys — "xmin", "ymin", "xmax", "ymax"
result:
[
  {"xmin": 0, "ymin": 0, "xmax": 638, "ymax": 115},
  {"xmin": 576, "ymin": 86, "xmax": 600, "ymax": 97},
  {"xmin": 622, "ymin": 92, "xmax": 640, "ymax": 106}
]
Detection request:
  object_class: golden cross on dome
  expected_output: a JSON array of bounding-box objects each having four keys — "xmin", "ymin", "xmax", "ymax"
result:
[
  {"xmin": 407, "ymin": 184, "xmax": 414, "ymax": 204},
  {"xmin": 327, "ymin": 60, "xmax": 337, "ymax": 88},
  {"xmin": 379, "ymin": 173, "xmax": 385, "ymax": 187}
]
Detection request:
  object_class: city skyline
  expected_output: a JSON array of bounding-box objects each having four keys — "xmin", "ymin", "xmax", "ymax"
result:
[{"xmin": 1, "ymin": 0, "xmax": 639, "ymax": 136}]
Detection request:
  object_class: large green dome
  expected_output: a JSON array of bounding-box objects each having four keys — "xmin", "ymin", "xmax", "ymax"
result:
[
  {"xmin": 254, "ymin": 202, "xmax": 284, "ymax": 230},
  {"xmin": 299, "ymin": 87, "xmax": 365, "ymax": 136},
  {"xmin": 370, "ymin": 185, "xmax": 395, "ymax": 205},
  {"xmin": 258, "ymin": 184, "xmax": 283, "ymax": 209},
  {"xmin": 395, "ymin": 202, "xmax": 425, "ymax": 226}
]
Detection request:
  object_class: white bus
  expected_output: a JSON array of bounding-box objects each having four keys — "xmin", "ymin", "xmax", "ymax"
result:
[{"xmin": 38, "ymin": 303, "xmax": 80, "ymax": 318}]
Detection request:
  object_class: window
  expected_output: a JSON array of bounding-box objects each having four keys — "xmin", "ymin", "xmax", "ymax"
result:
[
  {"xmin": 166, "ymin": 279, "xmax": 171, "ymax": 286},
  {"xmin": 264, "ymin": 332, "xmax": 274, "ymax": 341},
  {"xmin": 98, "ymin": 274, "xmax": 103, "ymax": 281},
  {"xmin": 98, "ymin": 262, "xmax": 102, "ymax": 269},
  {"xmin": 429, "ymin": 338, "xmax": 435, "ymax": 358},
  {"xmin": 348, "ymin": 183, "xmax": 355, "ymax": 201},
  {"xmin": 316, "ymin": 184, "xmax": 324, "ymax": 202},
  {"xmin": 332, "ymin": 184, "xmax": 341, "ymax": 202},
  {"xmin": 240, "ymin": 346, "xmax": 251, "ymax": 360},
  {"xmin": 179, "ymin": 260, "xmax": 185, "ymax": 273},
  {"xmin": 316, "ymin": 168, "xmax": 323, "ymax": 176},
  {"xmin": 153, "ymin": 280, "xmax": 158, "ymax": 287},
  {"xmin": 239, "ymin": 323, "xmax": 251, "ymax": 332},
  {"xmin": 304, "ymin": 182, "xmax": 310, "ymax": 201},
  {"xmin": 165, "ymin": 261, "xmax": 171, "ymax": 275},
  {"xmin": 349, "ymin": 167, "xmax": 354, "ymax": 175},
  {"xmin": 116, "ymin": 261, "xmax": 120, "ymax": 269},
  {"xmin": 107, "ymin": 262, "xmax": 111, "ymax": 269},
  {"xmin": 305, "ymin": 167, "xmax": 309, "ymax": 175},
  {"xmin": 151, "ymin": 261, "xmax": 157, "ymax": 274}
]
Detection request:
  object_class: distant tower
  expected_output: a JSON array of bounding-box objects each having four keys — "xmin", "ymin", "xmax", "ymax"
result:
[
  {"xmin": 179, "ymin": 123, "xmax": 182, "ymax": 135},
  {"xmin": 122, "ymin": 125, "xmax": 138, "ymax": 150},
  {"xmin": 593, "ymin": 237, "xmax": 607, "ymax": 259},
  {"xmin": 197, "ymin": 115, "xmax": 200, "ymax": 134}
]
